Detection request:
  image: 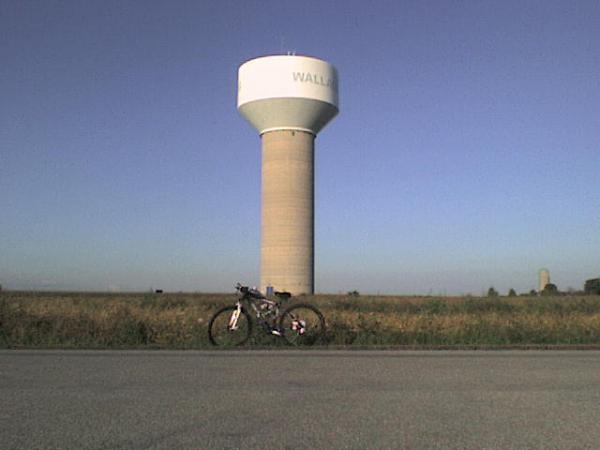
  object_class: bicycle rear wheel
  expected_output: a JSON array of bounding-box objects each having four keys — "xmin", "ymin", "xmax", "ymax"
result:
[
  {"xmin": 279, "ymin": 303, "xmax": 325, "ymax": 346},
  {"xmin": 208, "ymin": 306, "xmax": 252, "ymax": 346}
]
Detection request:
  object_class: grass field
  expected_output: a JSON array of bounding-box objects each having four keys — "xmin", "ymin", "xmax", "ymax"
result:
[{"xmin": 1, "ymin": 291, "xmax": 600, "ymax": 348}]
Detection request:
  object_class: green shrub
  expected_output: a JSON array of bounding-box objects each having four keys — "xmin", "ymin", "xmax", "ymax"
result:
[{"xmin": 487, "ymin": 287, "xmax": 499, "ymax": 298}]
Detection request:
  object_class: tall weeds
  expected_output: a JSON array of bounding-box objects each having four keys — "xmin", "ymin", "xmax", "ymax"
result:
[{"xmin": 1, "ymin": 291, "xmax": 599, "ymax": 348}]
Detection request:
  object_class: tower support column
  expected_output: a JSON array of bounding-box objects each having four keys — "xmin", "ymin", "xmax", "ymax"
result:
[{"xmin": 261, "ymin": 130, "xmax": 314, "ymax": 295}]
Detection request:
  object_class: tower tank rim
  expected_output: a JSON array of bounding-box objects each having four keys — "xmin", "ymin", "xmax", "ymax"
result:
[{"xmin": 239, "ymin": 53, "xmax": 336, "ymax": 68}]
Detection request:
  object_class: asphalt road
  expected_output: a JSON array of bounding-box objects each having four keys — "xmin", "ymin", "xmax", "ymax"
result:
[{"xmin": 1, "ymin": 350, "xmax": 600, "ymax": 449}]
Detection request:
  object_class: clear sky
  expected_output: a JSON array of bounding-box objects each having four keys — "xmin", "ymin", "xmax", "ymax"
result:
[{"xmin": 1, "ymin": 0, "xmax": 599, "ymax": 294}]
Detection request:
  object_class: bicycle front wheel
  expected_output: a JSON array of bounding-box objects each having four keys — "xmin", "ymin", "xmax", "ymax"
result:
[
  {"xmin": 208, "ymin": 306, "xmax": 252, "ymax": 346},
  {"xmin": 279, "ymin": 303, "xmax": 325, "ymax": 346}
]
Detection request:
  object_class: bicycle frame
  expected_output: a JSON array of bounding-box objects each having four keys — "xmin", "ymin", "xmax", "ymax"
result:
[{"xmin": 229, "ymin": 294, "xmax": 282, "ymax": 333}]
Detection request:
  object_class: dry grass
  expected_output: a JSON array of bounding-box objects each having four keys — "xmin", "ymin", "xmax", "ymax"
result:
[{"xmin": 1, "ymin": 291, "xmax": 600, "ymax": 348}]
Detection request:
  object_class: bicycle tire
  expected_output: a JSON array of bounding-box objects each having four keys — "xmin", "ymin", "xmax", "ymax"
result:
[
  {"xmin": 279, "ymin": 303, "xmax": 325, "ymax": 346},
  {"xmin": 208, "ymin": 305, "xmax": 252, "ymax": 346}
]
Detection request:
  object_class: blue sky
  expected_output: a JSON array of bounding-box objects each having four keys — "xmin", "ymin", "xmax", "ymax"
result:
[{"xmin": 1, "ymin": 0, "xmax": 599, "ymax": 294}]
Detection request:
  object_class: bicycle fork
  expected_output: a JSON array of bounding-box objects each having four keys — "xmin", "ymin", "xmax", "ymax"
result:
[{"xmin": 228, "ymin": 302, "xmax": 242, "ymax": 330}]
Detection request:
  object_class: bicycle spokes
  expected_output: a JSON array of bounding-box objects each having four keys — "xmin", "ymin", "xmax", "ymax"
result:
[
  {"xmin": 280, "ymin": 304, "xmax": 325, "ymax": 345},
  {"xmin": 208, "ymin": 305, "xmax": 251, "ymax": 346}
]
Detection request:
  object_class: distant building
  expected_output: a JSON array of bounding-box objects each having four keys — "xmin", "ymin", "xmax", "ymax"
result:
[
  {"xmin": 539, "ymin": 269, "xmax": 550, "ymax": 293},
  {"xmin": 584, "ymin": 278, "xmax": 600, "ymax": 295}
]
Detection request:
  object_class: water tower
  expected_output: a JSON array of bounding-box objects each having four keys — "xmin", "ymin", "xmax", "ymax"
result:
[{"xmin": 237, "ymin": 55, "xmax": 339, "ymax": 295}]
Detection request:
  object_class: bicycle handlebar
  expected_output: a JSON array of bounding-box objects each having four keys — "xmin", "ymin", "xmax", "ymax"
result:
[
  {"xmin": 235, "ymin": 283, "xmax": 292, "ymax": 302},
  {"xmin": 235, "ymin": 283, "xmax": 264, "ymax": 299}
]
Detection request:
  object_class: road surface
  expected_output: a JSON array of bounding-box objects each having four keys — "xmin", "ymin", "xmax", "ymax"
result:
[{"xmin": 1, "ymin": 350, "xmax": 600, "ymax": 449}]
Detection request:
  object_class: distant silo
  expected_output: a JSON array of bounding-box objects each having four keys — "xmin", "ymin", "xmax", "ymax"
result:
[
  {"xmin": 539, "ymin": 268, "xmax": 550, "ymax": 293},
  {"xmin": 237, "ymin": 55, "xmax": 339, "ymax": 295}
]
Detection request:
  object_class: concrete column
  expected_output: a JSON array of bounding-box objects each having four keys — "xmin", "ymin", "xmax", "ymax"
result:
[{"xmin": 261, "ymin": 130, "xmax": 314, "ymax": 295}]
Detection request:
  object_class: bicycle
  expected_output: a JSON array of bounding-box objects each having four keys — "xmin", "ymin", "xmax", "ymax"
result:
[{"xmin": 208, "ymin": 283, "xmax": 326, "ymax": 346}]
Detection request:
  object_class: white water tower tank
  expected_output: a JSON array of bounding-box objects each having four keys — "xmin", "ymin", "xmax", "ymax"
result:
[{"xmin": 238, "ymin": 55, "xmax": 339, "ymax": 295}]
